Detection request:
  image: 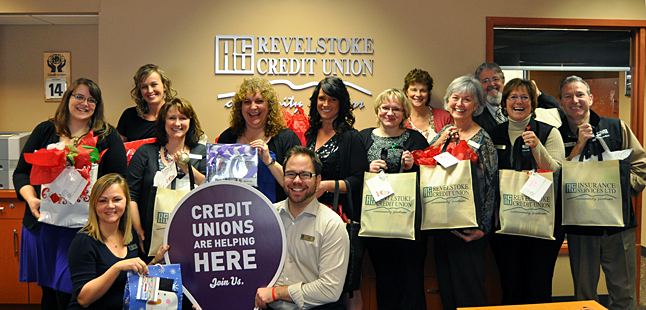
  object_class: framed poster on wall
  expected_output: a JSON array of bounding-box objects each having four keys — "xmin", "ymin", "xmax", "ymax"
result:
[{"xmin": 43, "ymin": 52, "xmax": 71, "ymax": 101}]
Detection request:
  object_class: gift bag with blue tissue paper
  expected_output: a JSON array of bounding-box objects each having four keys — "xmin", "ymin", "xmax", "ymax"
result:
[{"xmin": 123, "ymin": 264, "xmax": 183, "ymax": 310}]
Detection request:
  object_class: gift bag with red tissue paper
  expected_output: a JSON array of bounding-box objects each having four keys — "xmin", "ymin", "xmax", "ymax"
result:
[
  {"xmin": 24, "ymin": 131, "xmax": 106, "ymax": 228},
  {"xmin": 413, "ymin": 139, "xmax": 482, "ymax": 230}
]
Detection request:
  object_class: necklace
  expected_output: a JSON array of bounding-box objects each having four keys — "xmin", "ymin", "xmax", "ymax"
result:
[
  {"xmin": 102, "ymin": 235, "xmax": 120, "ymax": 249},
  {"xmin": 243, "ymin": 132, "xmax": 268, "ymax": 144},
  {"xmin": 408, "ymin": 106, "xmax": 436, "ymax": 141},
  {"xmin": 70, "ymin": 132, "xmax": 89, "ymax": 146}
]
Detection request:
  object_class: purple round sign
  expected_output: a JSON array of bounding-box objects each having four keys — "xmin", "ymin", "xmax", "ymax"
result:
[{"xmin": 164, "ymin": 181, "xmax": 286, "ymax": 309}]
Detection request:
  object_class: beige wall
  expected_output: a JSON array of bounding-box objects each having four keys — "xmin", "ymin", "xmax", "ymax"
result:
[
  {"xmin": 1, "ymin": 0, "xmax": 645, "ymax": 138},
  {"xmin": 1, "ymin": 0, "xmax": 645, "ymax": 298},
  {"xmin": 0, "ymin": 24, "xmax": 98, "ymax": 132}
]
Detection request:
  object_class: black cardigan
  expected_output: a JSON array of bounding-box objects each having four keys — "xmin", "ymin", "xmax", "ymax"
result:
[
  {"xmin": 307, "ymin": 129, "xmax": 368, "ymax": 222},
  {"xmin": 127, "ymin": 142, "xmax": 207, "ymax": 252}
]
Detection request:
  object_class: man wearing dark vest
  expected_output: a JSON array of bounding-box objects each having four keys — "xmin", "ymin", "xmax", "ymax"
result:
[
  {"xmin": 558, "ymin": 75, "xmax": 646, "ymax": 310},
  {"xmin": 474, "ymin": 62, "xmax": 560, "ymax": 132}
]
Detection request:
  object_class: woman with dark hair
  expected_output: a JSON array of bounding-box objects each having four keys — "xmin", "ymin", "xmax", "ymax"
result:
[
  {"xmin": 217, "ymin": 77, "xmax": 301, "ymax": 202},
  {"xmin": 127, "ymin": 98, "xmax": 206, "ymax": 254},
  {"xmin": 488, "ymin": 78, "xmax": 565, "ymax": 305},
  {"xmin": 305, "ymin": 77, "xmax": 367, "ymax": 309},
  {"xmin": 403, "ymin": 68, "xmax": 453, "ymax": 143},
  {"xmin": 13, "ymin": 78, "xmax": 128, "ymax": 309},
  {"xmin": 118, "ymin": 64, "xmax": 178, "ymax": 142},
  {"xmin": 359, "ymin": 88, "xmax": 429, "ymax": 310},
  {"xmin": 68, "ymin": 173, "xmax": 169, "ymax": 309},
  {"xmin": 430, "ymin": 75, "xmax": 498, "ymax": 310}
]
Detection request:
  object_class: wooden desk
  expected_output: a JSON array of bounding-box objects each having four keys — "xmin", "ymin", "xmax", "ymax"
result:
[{"xmin": 459, "ymin": 300, "xmax": 607, "ymax": 310}]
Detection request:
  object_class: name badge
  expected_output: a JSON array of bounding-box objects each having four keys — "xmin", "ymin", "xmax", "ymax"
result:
[
  {"xmin": 467, "ymin": 140, "xmax": 481, "ymax": 150},
  {"xmin": 128, "ymin": 244, "xmax": 139, "ymax": 251},
  {"xmin": 495, "ymin": 144, "xmax": 506, "ymax": 150},
  {"xmin": 564, "ymin": 142, "xmax": 577, "ymax": 148},
  {"xmin": 300, "ymin": 234, "xmax": 315, "ymax": 242}
]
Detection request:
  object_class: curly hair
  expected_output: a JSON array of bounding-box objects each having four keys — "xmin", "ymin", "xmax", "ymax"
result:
[
  {"xmin": 403, "ymin": 68, "xmax": 434, "ymax": 106},
  {"xmin": 51, "ymin": 78, "xmax": 111, "ymax": 142},
  {"xmin": 130, "ymin": 64, "xmax": 177, "ymax": 117},
  {"xmin": 229, "ymin": 77, "xmax": 286, "ymax": 137},
  {"xmin": 155, "ymin": 98, "xmax": 204, "ymax": 147},
  {"xmin": 305, "ymin": 77, "xmax": 355, "ymax": 140}
]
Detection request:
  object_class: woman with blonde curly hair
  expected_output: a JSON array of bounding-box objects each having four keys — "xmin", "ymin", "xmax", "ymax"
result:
[
  {"xmin": 217, "ymin": 77, "xmax": 301, "ymax": 202},
  {"xmin": 117, "ymin": 64, "xmax": 178, "ymax": 142}
]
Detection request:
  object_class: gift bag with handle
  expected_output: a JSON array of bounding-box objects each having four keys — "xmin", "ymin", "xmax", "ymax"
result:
[
  {"xmin": 497, "ymin": 136, "xmax": 555, "ymax": 240},
  {"xmin": 124, "ymin": 264, "xmax": 183, "ymax": 310},
  {"xmin": 562, "ymin": 135, "xmax": 632, "ymax": 227},
  {"xmin": 414, "ymin": 137, "xmax": 480, "ymax": 230}
]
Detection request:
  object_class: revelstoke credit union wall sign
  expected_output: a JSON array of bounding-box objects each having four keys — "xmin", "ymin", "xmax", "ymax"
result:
[{"xmin": 215, "ymin": 35, "xmax": 374, "ymax": 108}]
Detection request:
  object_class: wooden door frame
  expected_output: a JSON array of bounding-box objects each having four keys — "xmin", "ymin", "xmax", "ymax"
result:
[{"xmin": 486, "ymin": 16, "xmax": 646, "ymax": 298}]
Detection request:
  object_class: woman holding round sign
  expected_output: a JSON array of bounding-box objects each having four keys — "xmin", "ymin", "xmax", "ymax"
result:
[
  {"xmin": 487, "ymin": 78, "xmax": 565, "ymax": 305},
  {"xmin": 217, "ymin": 77, "xmax": 301, "ymax": 203},
  {"xmin": 13, "ymin": 78, "xmax": 128, "ymax": 309},
  {"xmin": 68, "ymin": 173, "xmax": 169, "ymax": 310},
  {"xmin": 429, "ymin": 75, "xmax": 498, "ymax": 309},
  {"xmin": 358, "ymin": 88, "xmax": 428, "ymax": 310},
  {"xmin": 118, "ymin": 64, "xmax": 178, "ymax": 142},
  {"xmin": 127, "ymin": 98, "xmax": 207, "ymax": 255}
]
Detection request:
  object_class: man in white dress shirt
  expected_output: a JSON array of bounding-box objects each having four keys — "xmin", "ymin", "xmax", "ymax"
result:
[{"xmin": 255, "ymin": 146, "xmax": 349, "ymax": 310}]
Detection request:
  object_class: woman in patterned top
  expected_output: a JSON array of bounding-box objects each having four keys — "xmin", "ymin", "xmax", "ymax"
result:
[
  {"xmin": 305, "ymin": 77, "xmax": 367, "ymax": 309},
  {"xmin": 430, "ymin": 75, "xmax": 498, "ymax": 310},
  {"xmin": 358, "ymin": 88, "xmax": 428, "ymax": 310}
]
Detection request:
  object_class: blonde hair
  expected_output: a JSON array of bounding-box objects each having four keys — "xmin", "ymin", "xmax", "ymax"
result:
[
  {"xmin": 81, "ymin": 173, "xmax": 133, "ymax": 246},
  {"xmin": 373, "ymin": 88, "xmax": 412, "ymax": 129}
]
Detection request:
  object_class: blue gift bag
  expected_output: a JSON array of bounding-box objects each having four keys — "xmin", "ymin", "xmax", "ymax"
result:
[{"xmin": 124, "ymin": 264, "xmax": 183, "ymax": 310}]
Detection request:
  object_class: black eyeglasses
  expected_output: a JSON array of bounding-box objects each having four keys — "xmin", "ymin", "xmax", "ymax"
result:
[
  {"xmin": 72, "ymin": 94, "xmax": 98, "ymax": 106},
  {"xmin": 284, "ymin": 171, "xmax": 317, "ymax": 180}
]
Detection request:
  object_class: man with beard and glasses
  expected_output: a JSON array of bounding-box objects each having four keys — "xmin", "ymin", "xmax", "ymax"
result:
[
  {"xmin": 473, "ymin": 62, "xmax": 560, "ymax": 132},
  {"xmin": 255, "ymin": 146, "xmax": 349, "ymax": 310}
]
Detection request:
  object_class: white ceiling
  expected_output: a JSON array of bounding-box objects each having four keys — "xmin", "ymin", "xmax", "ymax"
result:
[{"xmin": 0, "ymin": 15, "xmax": 98, "ymax": 25}]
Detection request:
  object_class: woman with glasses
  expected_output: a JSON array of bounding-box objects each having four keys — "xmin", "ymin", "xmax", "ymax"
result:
[
  {"xmin": 217, "ymin": 77, "xmax": 301, "ymax": 203},
  {"xmin": 403, "ymin": 68, "xmax": 453, "ymax": 143},
  {"xmin": 359, "ymin": 88, "xmax": 428, "ymax": 310},
  {"xmin": 487, "ymin": 78, "xmax": 565, "ymax": 305},
  {"xmin": 118, "ymin": 64, "xmax": 178, "ymax": 142},
  {"xmin": 429, "ymin": 75, "xmax": 498, "ymax": 309},
  {"xmin": 13, "ymin": 78, "xmax": 127, "ymax": 310},
  {"xmin": 305, "ymin": 77, "xmax": 367, "ymax": 309}
]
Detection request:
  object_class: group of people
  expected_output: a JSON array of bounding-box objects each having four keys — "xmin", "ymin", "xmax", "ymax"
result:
[{"xmin": 12, "ymin": 61, "xmax": 646, "ymax": 310}]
